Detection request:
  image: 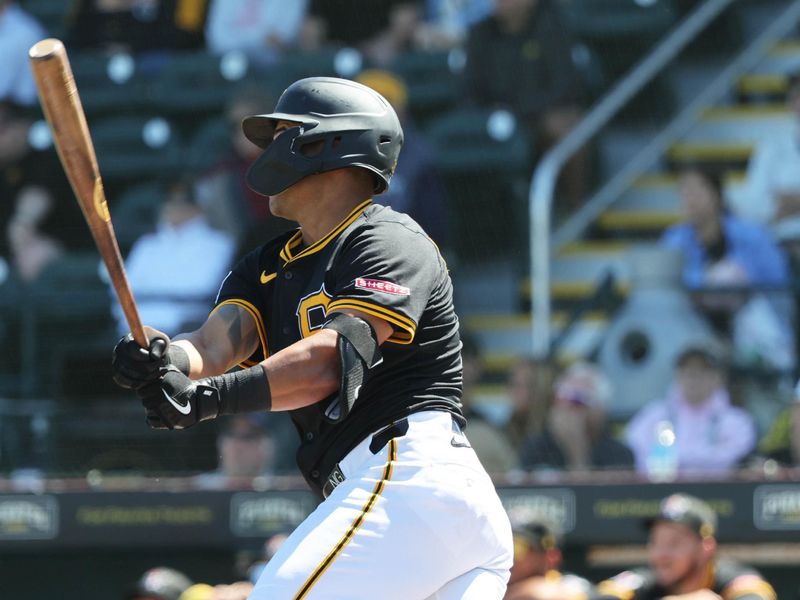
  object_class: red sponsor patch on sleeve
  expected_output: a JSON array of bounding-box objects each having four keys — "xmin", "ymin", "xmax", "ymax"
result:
[{"xmin": 354, "ymin": 277, "xmax": 411, "ymax": 296}]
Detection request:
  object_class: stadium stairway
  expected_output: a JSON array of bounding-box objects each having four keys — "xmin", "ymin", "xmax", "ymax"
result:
[{"xmin": 464, "ymin": 34, "xmax": 800, "ymax": 412}]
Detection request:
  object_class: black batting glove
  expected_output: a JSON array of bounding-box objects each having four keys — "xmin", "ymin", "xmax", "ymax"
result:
[
  {"xmin": 138, "ymin": 366, "xmax": 220, "ymax": 430},
  {"xmin": 138, "ymin": 365, "xmax": 272, "ymax": 430},
  {"xmin": 111, "ymin": 326, "xmax": 189, "ymax": 390}
]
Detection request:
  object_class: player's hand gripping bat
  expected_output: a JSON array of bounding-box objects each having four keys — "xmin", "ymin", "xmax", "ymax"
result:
[{"xmin": 28, "ymin": 38, "xmax": 151, "ymax": 349}]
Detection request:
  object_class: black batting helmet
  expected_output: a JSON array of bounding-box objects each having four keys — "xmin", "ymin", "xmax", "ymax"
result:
[{"xmin": 242, "ymin": 77, "xmax": 404, "ymax": 196}]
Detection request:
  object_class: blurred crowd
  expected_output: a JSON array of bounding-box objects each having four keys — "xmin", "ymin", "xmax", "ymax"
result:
[
  {"xmin": 1, "ymin": 0, "xmax": 799, "ymax": 598},
  {"xmin": 124, "ymin": 493, "xmax": 780, "ymax": 599},
  {"xmin": 1, "ymin": 0, "xmax": 800, "ymax": 482}
]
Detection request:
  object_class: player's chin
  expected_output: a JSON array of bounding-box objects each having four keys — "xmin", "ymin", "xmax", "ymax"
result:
[{"xmin": 268, "ymin": 194, "xmax": 286, "ymax": 218}]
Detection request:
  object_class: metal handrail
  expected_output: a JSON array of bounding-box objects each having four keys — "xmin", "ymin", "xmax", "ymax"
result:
[{"xmin": 528, "ymin": 0, "xmax": 798, "ymax": 358}]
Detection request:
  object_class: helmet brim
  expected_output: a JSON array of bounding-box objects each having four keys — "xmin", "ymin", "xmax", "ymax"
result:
[{"xmin": 242, "ymin": 113, "xmax": 319, "ymax": 149}]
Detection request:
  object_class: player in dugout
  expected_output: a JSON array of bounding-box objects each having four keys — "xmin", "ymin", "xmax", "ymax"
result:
[
  {"xmin": 597, "ymin": 494, "xmax": 776, "ymax": 600},
  {"xmin": 504, "ymin": 517, "xmax": 596, "ymax": 600},
  {"xmin": 111, "ymin": 76, "xmax": 513, "ymax": 599}
]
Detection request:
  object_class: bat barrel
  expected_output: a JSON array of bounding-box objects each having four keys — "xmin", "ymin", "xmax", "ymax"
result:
[{"xmin": 28, "ymin": 38, "xmax": 149, "ymax": 350}]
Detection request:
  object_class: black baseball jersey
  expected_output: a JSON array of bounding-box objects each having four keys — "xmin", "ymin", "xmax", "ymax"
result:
[
  {"xmin": 214, "ymin": 200, "xmax": 464, "ymax": 494},
  {"xmin": 597, "ymin": 559, "xmax": 776, "ymax": 600}
]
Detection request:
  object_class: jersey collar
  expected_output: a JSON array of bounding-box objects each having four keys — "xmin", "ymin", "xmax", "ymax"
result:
[{"xmin": 279, "ymin": 199, "xmax": 372, "ymax": 265}]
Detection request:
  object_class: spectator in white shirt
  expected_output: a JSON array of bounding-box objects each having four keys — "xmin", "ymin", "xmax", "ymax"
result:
[
  {"xmin": 0, "ymin": 1, "xmax": 46, "ymax": 106},
  {"xmin": 737, "ymin": 74, "xmax": 800, "ymax": 236},
  {"xmin": 113, "ymin": 178, "xmax": 235, "ymax": 336},
  {"xmin": 205, "ymin": 0, "xmax": 309, "ymax": 67}
]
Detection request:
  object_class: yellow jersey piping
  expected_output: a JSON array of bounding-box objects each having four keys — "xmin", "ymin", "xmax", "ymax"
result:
[
  {"xmin": 280, "ymin": 199, "xmax": 372, "ymax": 264},
  {"xmin": 327, "ymin": 298, "xmax": 416, "ymax": 344}
]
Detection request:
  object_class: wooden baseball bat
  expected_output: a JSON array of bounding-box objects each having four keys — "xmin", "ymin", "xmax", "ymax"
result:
[{"xmin": 28, "ymin": 38, "xmax": 149, "ymax": 349}]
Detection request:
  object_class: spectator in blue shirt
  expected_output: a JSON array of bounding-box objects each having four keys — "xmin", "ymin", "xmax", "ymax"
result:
[{"xmin": 661, "ymin": 166, "xmax": 794, "ymax": 369}]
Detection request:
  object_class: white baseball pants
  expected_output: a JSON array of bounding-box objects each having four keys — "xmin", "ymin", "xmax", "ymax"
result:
[{"xmin": 249, "ymin": 411, "xmax": 513, "ymax": 600}]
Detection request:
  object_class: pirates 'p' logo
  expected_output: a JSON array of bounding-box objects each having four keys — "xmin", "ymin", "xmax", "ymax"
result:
[{"xmin": 296, "ymin": 285, "xmax": 332, "ymax": 338}]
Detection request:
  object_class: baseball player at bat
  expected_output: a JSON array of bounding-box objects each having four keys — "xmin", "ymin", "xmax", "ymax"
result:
[{"xmin": 112, "ymin": 77, "xmax": 513, "ymax": 599}]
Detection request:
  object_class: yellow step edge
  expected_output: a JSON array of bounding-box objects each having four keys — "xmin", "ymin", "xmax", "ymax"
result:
[
  {"xmin": 702, "ymin": 105, "xmax": 790, "ymax": 119},
  {"xmin": 737, "ymin": 74, "xmax": 788, "ymax": 94},
  {"xmin": 632, "ymin": 171, "xmax": 745, "ymax": 189},
  {"xmin": 481, "ymin": 353, "xmax": 582, "ymax": 373},
  {"xmin": 770, "ymin": 41, "xmax": 800, "ymax": 55},
  {"xmin": 465, "ymin": 311, "xmax": 607, "ymax": 330},
  {"xmin": 668, "ymin": 143, "xmax": 752, "ymax": 161},
  {"xmin": 559, "ymin": 241, "xmax": 629, "ymax": 255},
  {"xmin": 597, "ymin": 211, "xmax": 681, "ymax": 229},
  {"xmin": 471, "ymin": 383, "xmax": 509, "ymax": 397},
  {"xmin": 518, "ymin": 280, "xmax": 631, "ymax": 298}
]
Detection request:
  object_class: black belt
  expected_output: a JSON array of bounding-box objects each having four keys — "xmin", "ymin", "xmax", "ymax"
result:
[{"xmin": 322, "ymin": 418, "xmax": 410, "ymax": 499}]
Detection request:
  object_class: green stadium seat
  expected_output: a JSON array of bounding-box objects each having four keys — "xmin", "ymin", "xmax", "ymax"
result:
[
  {"xmin": 182, "ymin": 117, "xmax": 231, "ymax": 173},
  {"xmin": 69, "ymin": 51, "xmax": 151, "ymax": 118},
  {"xmin": 20, "ymin": 0, "xmax": 68, "ymax": 38},
  {"xmin": 387, "ymin": 51, "xmax": 459, "ymax": 125},
  {"xmin": 111, "ymin": 181, "xmax": 163, "ymax": 255},
  {"xmin": 28, "ymin": 253, "xmax": 114, "ymax": 397},
  {"xmin": 426, "ymin": 108, "xmax": 532, "ymax": 263},
  {"xmin": 147, "ymin": 51, "xmax": 242, "ymax": 117},
  {"xmin": 90, "ymin": 115, "xmax": 183, "ymax": 182}
]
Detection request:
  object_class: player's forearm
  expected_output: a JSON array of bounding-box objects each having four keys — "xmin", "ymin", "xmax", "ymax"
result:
[{"xmin": 260, "ymin": 329, "xmax": 341, "ymax": 412}]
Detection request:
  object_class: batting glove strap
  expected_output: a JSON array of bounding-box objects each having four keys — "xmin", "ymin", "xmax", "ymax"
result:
[
  {"xmin": 205, "ymin": 366, "xmax": 272, "ymax": 416},
  {"xmin": 166, "ymin": 345, "xmax": 191, "ymax": 376}
]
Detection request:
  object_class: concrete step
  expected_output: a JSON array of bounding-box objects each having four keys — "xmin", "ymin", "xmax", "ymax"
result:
[
  {"xmin": 464, "ymin": 312, "xmax": 610, "ymax": 367},
  {"xmin": 681, "ymin": 106, "xmax": 793, "ymax": 145},
  {"xmin": 750, "ymin": 40, "xmax": 800, "ymax": 75}
]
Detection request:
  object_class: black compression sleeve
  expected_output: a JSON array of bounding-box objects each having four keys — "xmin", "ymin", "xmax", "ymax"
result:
[{"xmin": 203, "ymin": 366, "xmax": 272, "ymax": 415}]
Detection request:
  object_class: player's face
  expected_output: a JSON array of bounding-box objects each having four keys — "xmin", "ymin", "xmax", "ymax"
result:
[
  {"xmin": 647, "ymin": 522, "xmax": 707, "ymax": 589},
  {"xmin": 509, "ymin": 543, "xmax": 549, "ymax": 583}
]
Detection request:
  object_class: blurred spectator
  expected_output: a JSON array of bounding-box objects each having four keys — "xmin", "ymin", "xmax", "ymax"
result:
[
  {"xmin": 205, "ymin": 0, "xmax": 309, "ymax": 67},
  {"xmin": 126, "ymin": 566, "xmax": 193, "ymax": 600},
  {"xmin": 305, "ymin": 0, "xmax": 422, "ymax": 65},
  {"xmin": 355, "ymin": 69, "xmax": 449, "ymax": 247},
  {"xmin": 504, "ymin": 357, "xmax": 554, "ymax": 451},
  {"xmin": 458, "ymin": 334, "xmax": 518, "ymax": 474},
  {"xmin": 67, "ymin": 0, "xmax": 209, "ymax": 52},
  {"xmin": 519, "ymin": 361, "xmax": 634, "ymax": 472},
  {"xmin": 192, "ymin": 414, "xmax": 276, "ymax": 489},
  {"xmin": 244, "ymin": 531, "xmax": 290, "ymax": 585},
  {"xmin": 661, "ymin": 166, "xmax": 794, "ymax": 371},
  {"xmin": 504, "ymin": 518, "xmax": 595, "ymax": 600},
  {"xmin": 737, "ymin": 74, "xmax": 800, "ymax": 234},
  {"xmin": 626, "ymin": 341, "xmax": 757, "ymax": 475},
  {"xmin": 463, "ymin": 0, "xmax": 587, "ymax": 209},
  {"xmin": 758, "ymin": 378, "xmax": 800, "ymax": 466},
  {"xmin": 0, "ymin": 1, "xmax": 45, "ymax": 107},
  {"xmin": 177, "ymin": 584, "xmax": 215, "ymax": 600},
  {"xmin": 6, "ymin": 185, "xmax": 64, "ymax": 283},
  {"xmin": 597, "ymin": 494, "xmax": 777, "ymax": 599},
  {"xmin": 414, "ymin": 0, "xmax": 492, "ymax": 50},
  {"xmin": 194, "ymin": 85, "xmax": 295, "ymax": 253},
  {"xmin": 114, "ymin": 178, "xmax": 235, "ymax": 335}
]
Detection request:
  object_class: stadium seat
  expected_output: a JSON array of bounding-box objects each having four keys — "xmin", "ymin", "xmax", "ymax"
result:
[
  {"xmin": 28, "ymin": 253, "xmax": 114, "ymax": 397},
  {"xmin": 387, "ymin": 51, "xmax": 460, "ymax": 125},
  {"xmin": 182, "ymin": 117, "xmax": 231, "ymax": 174},
  {"xmin": 90, "ymin": 115, "xmax": 183, "ymax": 182},
  {"xmin": 147, "ymin": 51, "xmax": 243, "ymax": 117},
  {"xmin": 426, "ymin": 108, "xmax": 532, "ymax": 262},
  {"xmin": 68, "ymin": 51, "xmax": 151, "ymax": 118},
  {"xmin": 111, "ymin": 181, "xmax": 163, "ymax": 256},
  {"xmin": 20, "ymin": 0, "xmax": 68, "ymax": 38}
]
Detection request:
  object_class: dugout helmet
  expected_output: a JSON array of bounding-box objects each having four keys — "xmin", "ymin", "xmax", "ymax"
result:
[{"xmin": 242, "ymin": 77, "xmax": 404, "ymax": 196}]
